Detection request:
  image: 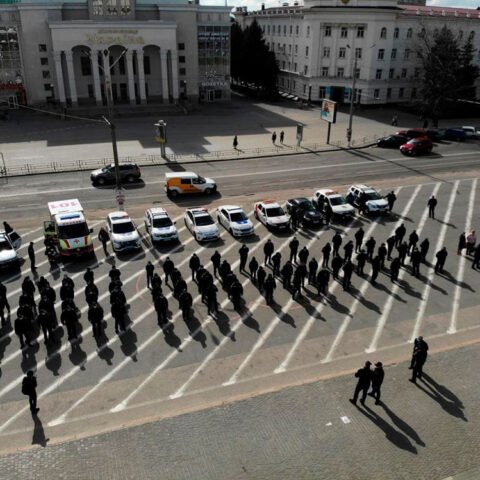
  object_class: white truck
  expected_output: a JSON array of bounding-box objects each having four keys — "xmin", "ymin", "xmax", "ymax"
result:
[{"xmin": 44, "ymin": 199, "xmax": 94, "ymax": 257}]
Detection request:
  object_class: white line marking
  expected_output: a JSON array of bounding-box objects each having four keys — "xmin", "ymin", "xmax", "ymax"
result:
[
  {"xmin": 409, "ymin": 180, "xmax": 459, "ymax": 343},
  {"xmin": 448, "ymin": 179, "xmax": 478, "ymax": 334},
  {"xmin": 365, "ymin": 183, "xmax": 442, "ymax": 354}
]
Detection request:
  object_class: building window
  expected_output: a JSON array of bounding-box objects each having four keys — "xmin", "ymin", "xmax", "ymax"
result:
[
  {"xmin": 319, "ymin": 86, "xmax": 326, "ymax": 98},
  {"xmin": 294, "ymin": 63, "xmax": 297, "ymax": 71},
  {"xmin": 391, "ymin": 48, "xmax": 397, "ymax": 60},
  {"xmin": 304, "ymin": 65, "xmax": 308, "ymax": 75},
  {"xmin": 307, "ymin": 26, "xmax": 310, "ymax": 37},
  {"xmin": 40, "ymin": 57, "xmax": 49, "ymax": 66},
  {"xmin": 337, "ymin": 67, "xmax": 344, "ymax": 78},
  {"xmin": 305, "ymin": 46, "xmax": 309, "ymax": 57},
  {"xmin": 81, "ymin": 57, "xmax": 92, "ymax": 76},
  {"xmin": 144, "ymin": 56, "xmax": 151, "ymax": 75},
  {"xmin": 407, "ymin": 28, "xmax": 412, "ymax": 39},
  {"xmin": 42, "ymin": 70, "xmax": 50, "ymax": 79},
  {"xmin": 341, "ymin": 27, "xmax": 348, "ymax": 38},
  {"xmin": 295, "ymin": 25, "xmax": 299, "ymax": 35},
  {"xmin": 38, "ymin": 44, "xmax": 47, "ymax": 52},
  {"xmin": 389, "ymin": 68, "xmax": 394, "ymax": 79},
  {"xmin": 380, "ymin": 27, "xmax": 387, "ymax": 39},
  {"xmin": 179, "ymin": 56, "xmax": 186, "ymax": 63},
  {"xmin": 282, "ymin": 61, "xmax": 286, "ymax": 69},
  {"xmin": 355, "ymin": 48, "xmax": 362, "ymax": 59},
  {"xmin": 303, "ymin": 84, "xmax": 306, "ymax": 94},
  {"xmin": 339, "ymin": 47, "xmax": 346, "ymax": 58},
  {"xmin": 178, "ymin": 43, "xmax": 185, "ymax": 50},
  {"xmin": 295, "ymin": 45, "xmax": 298, "ymax": 54},
  {"xmin": 44, "ymin": 83, "xmax": 52, "ymax": 91},
  {"xmin": 378, "ymin": 49, "xmax": 384, "ymax": 60},
  {"xmin": 374, "ymin": 88, "xmax": 380, "ymax": 99},
  {"xmin": 289, "ymin": 25, "xmax": 292, "ymax": 35},
  {"xmin": 357, "ymin": 26, "xmax": 364, "ymax": 38},
  {"xmin": 288, "ymin": 45, "xmax": 292, "ymax": 53},
  {"xmin": 267, "ymin": 25, "xmax": 271, "ymax": 35},
  {"xmin": 387, "ymin": 87, "xmax": 391, "ymax": 99},
  {"xmin": 401, "ymin": 68, "xmax": 407, "ymax": 78},
  {"xmin": 325, "ymin": 25, "xmax": 331, "ymax": 37},
  {"xmin": 414, "ymin": 67, "xmax": 420, "ymax": 78},
  {"xmin": 411, "ymin": 87, "xmax": 417, "ymax": 99},
  {"xmin": 179, "ymin": 67, "xmax": 186, "ymax": 75},
  {"xmin": 394, "ymin": 28, "xmax": 399, "ymax": 39},
  {"xmin": 375, "ymin": 69, "xmax": 382, "ymax": 79},
  {"xmin": 272, "ymin": 25, "xmax": 276, "ymax": 35},
  {"xmin": 355, "ymin": 68, "xmax": 360, "ymax": 79},
  {"xmin": 399, "ymin": 87, "xmax": 404, "ymax": 98},
  {"xmin": 283, "ymin": 25, "xmax": 287, "ymax": 35},
  {"xmin": 321, "ymin": 67, "xmax": 329, "ymax": 77},
  {"xmin": 323, "ymin": 47, "xmax": 330, "ymax": 58},
  {"xmin": 404, "ymin": 48, "xmax": 410, "ymax": 60}
]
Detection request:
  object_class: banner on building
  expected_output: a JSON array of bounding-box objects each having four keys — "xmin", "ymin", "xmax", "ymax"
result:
[{"xmin": 320, "ymin": 99, "xmax": 337, "ymax": 124}]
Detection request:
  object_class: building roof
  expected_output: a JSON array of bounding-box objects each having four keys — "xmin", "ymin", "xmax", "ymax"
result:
[{"xmin": 400, "ymin": 4, "xmax": 480, "ymax": 20}]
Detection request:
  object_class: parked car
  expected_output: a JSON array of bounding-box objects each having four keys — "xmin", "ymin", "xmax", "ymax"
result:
[
  {"xmin": 254, "ymin": 200, "xmax": 290, "ymax": 231},
  {"xmin": 400, "ymin": 137, "xmax": 433, "ymax": 156},
  {"xmin": 346, "ymin": 185, "xmax": 389, "ymax": 215},
  {"xmin": 461, "ymin": 126, "xmax": 480, "ymax": 139},
  {"xmin": 0, "ymin": 229, "xmax": 22, "ymax": 269},
  {"xmin": 396, "ymin": 129, "xmax": 426, "ymax": 140},
  {"xmin": 443, "ymin": 128, "xmax": 466, "ymax": 141},
  {"xmin": 312, "ymin": 189, "xmax": 355, "ymax": 220},
  {"xmin": 91, "ymin": 163, "xmax": 141, "ymax": 185},
  {"xmin": 107, "ymin": 211, "xmax": 142, "ymax": 252},
  {"xmin": 217, "ymin": 205, "xmax": 254, "ymax": 237},
  {"xmin": 144, "ymin": 207, "xmax": 178, "ymax": 243},
  {"xmin": 377, "ymin": 134, "xmax": 408, "ymax": 148},
  {"xmin": 286, "ymin": 197, "xmax": 324, "ymax": 227},
  {"xmin": 424, "ymin": 129, "xmax": 444, "ymax": 142},
  {"xmin": 184, "ymin": 208, "xmax": 220, "ymax": 242}
]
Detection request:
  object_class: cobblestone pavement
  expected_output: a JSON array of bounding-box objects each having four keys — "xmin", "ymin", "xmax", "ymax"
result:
[{"xmin": 0, "ymin": 343, "xmax": 478, "ymax": 480}]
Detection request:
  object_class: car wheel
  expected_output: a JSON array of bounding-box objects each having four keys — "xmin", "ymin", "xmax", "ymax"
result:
[
  {"xmin": 96, "ymin": 177, "xmax": 106, "ymax": 186},
  {"xmin": 205, "ymin": 188, "xmax": 213, "ymax": 195},
  {"xmin": 126, "ymin": 175, "xmax": 136, "ymax": 183},
  {"xmin": 169, "ymin": 189, "xmax": 178, "ymax": 198}
]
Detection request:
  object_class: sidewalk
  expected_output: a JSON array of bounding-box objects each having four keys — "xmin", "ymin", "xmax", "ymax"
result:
[{"xmin": 0, "ymin": 342, "xmax": 478, "ymax": 480}]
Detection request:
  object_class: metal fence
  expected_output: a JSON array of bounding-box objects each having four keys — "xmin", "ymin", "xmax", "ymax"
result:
[{"xmin": 0, "ymin": 133, "xmax": 385, "ymax": 178}]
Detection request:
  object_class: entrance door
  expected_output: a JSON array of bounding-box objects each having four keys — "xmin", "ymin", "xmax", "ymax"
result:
[
  {"xmin": 207, "ymin": 90, "xmax": 214, "ymax": 102},
  {"xmin": 120, "ymin": 83, "xmax": 128, "ymax": 102},
  {"xmin": 111, "ymin": 83, "xmax": 118, "ymax": 102}
]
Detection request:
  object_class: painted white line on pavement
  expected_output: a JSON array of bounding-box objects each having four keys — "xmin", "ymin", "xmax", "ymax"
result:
[
  {"xmin": 224, "ymin": 227, "xmax": 329, "ymax": 385},
  {"xmin": 319, "ymin": 186, "xmax": 415, "ymax": 364},
  {"xmin": 0, "ymin": 150, "xmax": 478, "ymax": 200},
  {"xmin": 365, "ymin": 182, "xmax": 442, "ymax": 354},
  {"xmin": 61, "ymin": 231, "xmax": 272, "ymax": 419},
  {"xmin": 169, "ymin": 232, "xmax": 302, "ymax": 400},
  {"xmin": 409, "ymin": 180, "xmax": 459, "ymax": 343},
  {"xmin": 448, "ymin": 179, "xmax": 478, "ymax": 334}
]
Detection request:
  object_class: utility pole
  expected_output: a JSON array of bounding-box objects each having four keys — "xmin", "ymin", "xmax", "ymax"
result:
[{"xmin": 346, "ymin": 53, "xmax": 358, "ymax": 147}]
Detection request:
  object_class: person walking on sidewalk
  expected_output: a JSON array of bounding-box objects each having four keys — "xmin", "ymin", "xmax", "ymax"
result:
[
  {"xmin": 28, "ymin": 242, "xmax": 36, "ymax": 272},
  {"xmin": 472, "ymin": 244, "xmax": 480, "ymax": 270},
  {"xmin": 368, "ymin": 362, "xmax": 384, "ymax": 405},
  {"xmin": 22, "ymin": 371, "xmax": 39, "ymax": 415},
  {"xmin": 435, "ymin": 247, "xmax": 448, "ymax": 274},
  {"xmin": 322, "ymin": 242, "xmax": 331, "ymax": 268},
  {"xmin": 427, "ymin": 195, "xmax": 437, "ymax": 219},
  {"xmin": 98, "ymin": 227, "xmax": 110, "ymax": 256},
  {"xmin": 272, "ymin": 131, "xmax": 277, "ymax": 144},
  {"xmin": 233, "ymin": 135, "xmax": 238, "ymax": 150},
  {"xmin": 386, "ymin": 191, "xmax": 397, "ymax": 212},
  {"xmin": 249, "ymin": 256, "xmax": 259, "ymax": 282},
  {"xmin": 408, "ymin": 230, "xmax": 419, "ymax": 256},
  {"xmin": 395, "ymin": 223, "xmax": 406, "ymax": 248},
  {"xmin": 386, "ymin": 234, "xmax": 396, "ymax": 260},
  {"xmin": 419, "ymin": 238, "xmax": 430, "ymax": 263},
  {"xmin": 280, "ymin": 130, "xmax": 285, "ymax": 143},
  {"xmin": 350, "ymin": 361, "xmax": 372, "ymax": 406},
  {"xmin": 409, "ymin": 336, "xmax": 429, "ymax": 369}
]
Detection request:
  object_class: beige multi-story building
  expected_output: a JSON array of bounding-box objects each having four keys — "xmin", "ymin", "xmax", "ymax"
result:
[
  {"xmin": 235, "ymin": 0, "xmax": 480, "ymax": 105},
  {"xmin": 0, "ymin": 0, "xmax": 231, "ymax": 107}
]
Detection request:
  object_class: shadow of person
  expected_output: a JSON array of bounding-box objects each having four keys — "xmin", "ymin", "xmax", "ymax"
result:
[
  {"xmin": 32, "ymin": 415, "xmax": 49, "ymax": 448},
  {"xmin": 380, "ymin": 402, "xmax": 426, "ymax": 447},
  {"xmin": 120, "ymin": 328, "xmax": 138, "ymax": 360},
  {"xmin": 214, "ymin": 310, "xmax": 234, "ymax": 336},
  {"xmin": 421, "ymin": 373, "xmax": 464, "ymax": 407},
  {"xmin": 69, "ymin": 341, "xmax": 87, "ymax": 370},
  {"xmin": 357, "ymin": 404, "xmax": 418, "ymax": 454},
  {"xmin": 239, "ymin": 306, "xmax": 261, "ymax": 333}
]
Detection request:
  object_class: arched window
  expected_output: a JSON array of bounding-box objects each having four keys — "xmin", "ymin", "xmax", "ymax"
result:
[
  {"xmin": 407, "ymin": 27, "xmax": 413, "ymax": 39},
  {"xmin": 394, "ymin": 27, "xmax": 399, "ymax": 39},
  {"xmin": 380, "ymin": 27, "xmax": 387, "ymax": 39}
]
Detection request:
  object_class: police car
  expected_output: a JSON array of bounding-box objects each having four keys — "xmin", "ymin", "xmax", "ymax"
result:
[
  {"xmin": 0, "ymin": 229, "xmax": 21, "ymax": 269},
  {"xmin": 184, "ymin": 208, "xmax": 220, "ymax": 242},
  {"xmin": 107, "ymin": 212, "xmax": 142, "ymax": 252},
  {"xmin": 312, "ymin": 189, "xmax": 355, "ymax": 220},
  {"xmin": 346, "ymin": 185, "xmax": 389, "ymax": 215},
  {"xmin": 144, "ymin": 207, "xmax": 178, "ymax": 243},
  {"xmin": 286, "ymin": 197, "xmax": 324, "ymax": 227},
  {"xmin": 216, "ymin": 205, "xmax": 254, "ymax": 237},
  {"xmin": 254, "ymin": 200, "xmax": 290, "ymax": 230}
]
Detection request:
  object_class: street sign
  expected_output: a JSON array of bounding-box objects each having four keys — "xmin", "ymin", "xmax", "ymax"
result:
[
  {"xmin": 321, "ymin": 99, "xmax": 337, "ymax": 124},
  {"xmin": 115, "ymin": 188, "xmax": 125, "ymax": 206}
]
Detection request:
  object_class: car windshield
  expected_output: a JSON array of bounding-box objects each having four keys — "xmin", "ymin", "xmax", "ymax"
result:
[
  {"xmin": 112, "ymin": 221, "xmax": 135, "ymax": 234},
  {"xmin": 195, "ymin": 215, "xmax": 214, "ymax": 226},
  {"xmin": 152, "ymin": 217, "xmax": 172, "ymax": 228},
  {"xmin": 364, "ymin": 191, "xmax": 382, "ymax": 201},
  {"xmin": 102, "ymin": 166, "xmax": 112, "ymax": 173},
  {"xmin": 230, "ymin": 211, "xmax": 247, "ymax": 222},
  {"xmin": 266, "ymin": 207, "xmax": 285, "ymax": 217},
  {"xmin": 298, "ymin": 199, "xmax": 315, "ymax": 211},
  {"xmin": 0, "ymin": 239, "xmax": 12, "ymax": 251},
  {"xmin": 58, "ymin": 223, "xmax": 89, "ymax": 239},
  {"xmin": 329, "ymin": 196, "xmax": 347, "ymax": 206}
]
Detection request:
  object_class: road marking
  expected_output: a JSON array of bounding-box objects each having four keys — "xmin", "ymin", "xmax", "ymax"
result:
[
  {"xmin": 320, "ymin": 186, "xmax": 414, "ymax": 364},
  {"xmin": 409, "ymin": 180, "xmax": 459, "ymax": 342},
  {"xmin": 224, "ymin": 227, "xmax": 329, "ymax": 385},
  {"xmin": 365, "ymin": 183, "xmax": 442, "ymax": 354},
  {"xmin": 448, "ymin": 179, "xmax": 478, "ymax": 334}
]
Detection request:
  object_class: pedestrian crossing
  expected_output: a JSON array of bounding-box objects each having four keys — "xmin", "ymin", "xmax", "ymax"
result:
[{"xmin": 0, "ymin": 177, "xmax": 479, "ymax": 442}]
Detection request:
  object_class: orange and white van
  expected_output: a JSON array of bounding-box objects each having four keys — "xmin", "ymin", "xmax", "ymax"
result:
[{"xmin": 165, "ymin": 172, "xmax": 217, "ymax": 197}]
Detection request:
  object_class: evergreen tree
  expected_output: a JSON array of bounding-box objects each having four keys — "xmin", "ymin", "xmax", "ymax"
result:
[{"xmin": 230, "ymin": 22, "xmax": 244, "ymax": 83}]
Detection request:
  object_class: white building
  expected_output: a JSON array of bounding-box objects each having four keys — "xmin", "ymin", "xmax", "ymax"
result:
[
  {"xmin": 0, "ymin": 0, "xmax": 231, "ymax": 108},
  {"xmin": 235, "ymin": 0, "xmax": 480, "ymax": 105}
]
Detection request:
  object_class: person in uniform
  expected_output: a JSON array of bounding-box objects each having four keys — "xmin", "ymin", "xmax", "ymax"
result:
[
  {"xmin": 239, "ymin": 244, "xmax": 249, "ymax": 273},
  {"xmin": 435, "ymin": 247, "xmax": 448, "ymax": 274},
  {"xmin": 368, "ymin": 362, "xmax": 385, "ymax": 405},
  {"xmin": 350, "ymin": 361, "xmax": 372, "ymax": 406},
  {"xmin": 354, "ymin": 228, "xmax": 364, "ymax": 253},
  {"xmin": 289, "ymin": 237, "xmax": 299, "ymax": 263}
]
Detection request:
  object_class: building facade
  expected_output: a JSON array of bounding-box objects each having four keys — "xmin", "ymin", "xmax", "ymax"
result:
[
  {"xmin": 0, "ymin": 0, "xmax": 230, "ymax": 107},
  {"xmin": 235, "ymin": 0, "xmax": 480, "ymax": 106}
]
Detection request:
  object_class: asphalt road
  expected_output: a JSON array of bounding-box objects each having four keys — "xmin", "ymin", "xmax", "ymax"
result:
[{"xmin": 0, "ymin": 142, "xmax": 479, "ymax": 454}]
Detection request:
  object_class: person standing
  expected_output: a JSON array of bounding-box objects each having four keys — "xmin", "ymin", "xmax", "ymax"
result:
[
  {"xmin": 378, "ymin": 243, "xmax": 387, "ymax": 270},
  {"xmin": 264, "ymin": 239, "xmax": 274, "ymax": 265},
  {"xmin": 281, "ymin": 261, "xmax": 294, "ymax": 289},
  {"xmin": 332, "ymin": 232, "xmax": 342, "ymax": 257},
  {"xmin": 272, "ymin": 251, "xmax": 282, "ymax": 277},
  {"xmin": 350, "ymin": 361, "xmax": 372, "ymax": 406},
  {"xmin": 409, "ymin": 336, "xmax": 429, "ymax": 369},
  {"xmin": 272, "ymin": 131, "xmax": 277, "ymax": 144},
  {"xmin": 280, "ymin": 130, "xmax": 285, "ymax": 143},
  {"xmin": 316, "ymin": 268, "xmax": 330, "ymax": 296},
  {"xmin": 395, "ymin": 223, "xmax": 406, "ymax": 248},
  {"xmin": 356, "ymin": 250, "xmax": 367, "ymax": 276},
  {"xmin": 365, "ymin": 237, "xmax": 376, "ymax": 262},
  {"xmin": 22, "ymin": 371, "xmax": 39, "ymax": 415},
  {"xmin": 386, "ymin": 191, "xmax": 397, "ymax": 212},
  {"xmin": 298, "ymin": 246, "xmax": 309, "ymax": 265},
  {"xmin": 398, "ymin": 241, "xmax": 408, "ymax": 267},
  {"xmin": 342, "ymin": 260, "xmax": 354, "ymax": 291},
  {"xmin": 163, "ymin": 257, "xmax": 174, "ymax": 285},
  {"xmin": 466, "ymin": 230, "xmax": 476, "ymax": 255},
  {"xmin": 419, "ymin": 238, "xmax": 430, "ymax": 263},
  {"xmin": 408, "ymin": 230, "xmax": 419, "ymax": 256},
  {"xmin": 472, "ymin": 244, "xmax": 480, "ymax": 270},
  {"xmin": 457, "ymin": 232, "xmax": 466, "ymax": 255},
  {"xmin": 0, "ymin": 281, "xmax": 10, "ymax": 326},
  {"xmin": 391, "ymin": 114, "xmax": 398, "ymax": 126},
  {"xmin": 179, "ymin": 290, "xmax": 193, "ymax": 322},
  {"xmin": 238, "ymin": 244, "xmax": 249, "ymax": 273},
  {"xmin": 368, "ymin": 362, "xmax": 385, "ymax": 405},
  {"xmin": 343, "ymin": 240, "xmax": 354, "ymax": 263},
  {"xmin": 331, "ymin": 255, "xmax": 343, "ymax": 280},
  {"xmin": 89, "ymin": 302, "xmax": 104, "ymax": 338},
  {"xmin": 289, "ymin": 205, "xmax": 299, "ymax": 231},
  {"xmin": 27, "ymin": 242, "xmax": 36, "ymax": 272},
  {"xmin": 291, "ymin": 270, "xmax": 302, "ymax": 299},
  {"xmin": 322, "ymin": 242, "xmax": 331, "ymax": 268},
  {"xmin": 370, "ymin": 255, "xmax": 381, "ymax": 285},
  {"xmin": 324, "ymin": 204, "xmax": 333, "ymax": 226},
  {"xmin": 264, "ymin": 274, "xmax": 276, "ymax": 304},
  {"xmin": 189, "ymin": 253, "xmax": 201, "ymax": 281},
  {"xmin": 206, "ymin": 284, "xmax": 218, "ymax": 315},
  {"xmin": 98, "ymin": 227, "xmax": 110, "ymax": 256},
  {"xmin": 145, "ymin": 261, "xmax": 154, "ymax": 289},
  {"xmin": 211, "ymin": 251, "xmax": 221, "ymax": 278},
  {"xmin": 249, "ymin": 256, "xmax": 259, "ymax": 282},
  {"xmin": 435, "ymin": 247, "xmax": 448, "ymax": 274},
  {"xmin": 410, "ymin": 248, "xmax": 422, "ymax": 277},
  {"xmin": 257, "ymin": 266, "xmax": 267, "ymax": 292},
  {"xmin": 427, "ymin": 195, "xmax": 437, "ymax": 219},
  {"xmin": 233, "ymin": 135, "xmax": 238, "ymax": 149},
  {"xmin": 289, "ymin": 237, "xmax": 299, "ymax": 263},
  {"xmin": 386, "ymin": 234, "xmax": 396, "ymax": 260},
  {"xmin": 390, "ymin": 257, "xmax": 401, "ymax": 282},
  {"xmin": 354, "ymin": 228, "xmax": 364, "ymax": 253},
  {"xmin": 308, "ymin": 257, "xmax": 318, "ymax": 285}
]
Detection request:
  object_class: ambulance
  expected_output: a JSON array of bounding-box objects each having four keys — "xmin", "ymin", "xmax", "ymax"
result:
[
  {"xmin": 165, "ymin": 172, "xmax": 217, "ymax": 197},
  {"xmin": 44, "ymin": 199, "xmax": 94, "ymax": 257}
]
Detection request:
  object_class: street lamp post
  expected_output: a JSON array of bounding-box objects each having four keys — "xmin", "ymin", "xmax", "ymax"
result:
[
  {"xmin": 308, "ymin": 83, "xmax": 312, "ymax": 106},
  {"xmin": 346, "ymin": 53, "xmax": 358, "ymax": 147}
]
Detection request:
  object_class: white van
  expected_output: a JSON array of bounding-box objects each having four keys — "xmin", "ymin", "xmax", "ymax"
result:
[{"xmin": 165, "ymin": 172, "xmax": 217, "ymax": 197}]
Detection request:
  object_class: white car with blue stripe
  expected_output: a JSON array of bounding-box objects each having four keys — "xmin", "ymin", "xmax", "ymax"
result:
[{"xmin": 217, "ymin": 205, "xmax": 254, "ymax": 237}]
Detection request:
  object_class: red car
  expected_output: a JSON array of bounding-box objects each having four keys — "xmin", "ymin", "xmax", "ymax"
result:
[
  {"xmin": 396, "ymin": 128, "xmax": 426, "ymax": 140},
  {"xmin": 400, "ymin": 137, "xmax": 433, "ymax": 156}
]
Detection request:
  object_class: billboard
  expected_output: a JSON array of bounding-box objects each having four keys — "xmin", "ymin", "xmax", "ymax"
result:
[{"xmin": 321, "ymin": 99, "xmax": 337, "ymax": 124}]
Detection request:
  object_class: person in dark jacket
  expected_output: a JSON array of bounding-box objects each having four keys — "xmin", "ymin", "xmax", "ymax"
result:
[
  {"xmin": 296, "ymin": 263, "xmax": 308, "ymax": 289},
  {"xmin": 264, "ymin": 274, "xmax": 276, "ymax": 304},
  {"xmin": 419, "ymin": 238, "xmax": 430, "ymax": 263},
  {"xmin": 427, "ymin": 195, "xmax": 437, "ymax": 218},
  {"xmin": 410, "ymin": 248, "xmax": 422, "ymax": 277},
  {"xmin": 88, "ymin": 302, "xmax": 104, "ymax": 338},
  {"xmin": 298, "ymin": 246, "xmax": 309, "ymax": 265},
  {"xmin": 435, "ymin": 247, "xmax": 448, "ymax": 274},
  {"xmin": 395, "ymin": 223, "xmax": 406, "ymax": 248},
  {"xmin": 206, "ymin": 284, "xmax": 219, "ymax": 315},
  {"xmin": 350, "ymin": 361, "xmax": 372, "ymax": 405},
  {"xmin": 342, "ymin": 260, "xmax": 354, "ymax": 291},
  {"xmin": 457, "ymin": 232, "xmax": 466, "ymax": 255},
  {"xmin": 368, "ymin": 362, "xmax": 385, "ymax": 405},
  {"xmin": 370, "ymin": 255, "xmax": 381, "ymax": 285},
  {"xmin": 145, "ymin": 261, "xmax": 155, "ymax": 289},
  {"xmin": 289, "ymin": 237, "xmax": 299, "ymax": 263},
  {"xmin": 316, "ymin": 268, "xmax": 330, "ymax": 296},
  {"xmin": 219, "ymin": 260, "xmax": 231, "ymax": 282},
  {"xmin": 163, "ymin": 257, "xmax": 174, "ymax": 284},
  {"xmin": 84, "ymin": 267, "xmax": 94, "ymax": 285},
  {"xmin": 322, "ymin": 242, "xmax": 332, "ymax": 268},
  {"xmin": 211, "ymin": 250, "xmax": 221, "ymax": 277},
  {"xmin": 390, "ymin": 257, "xmax": 401, "ymax": 283},
  {"xmin": 354, "ymin": 228, "xmax": 364, "ymax": 253},
  {"xmin": 409, "ymin": 336, "xmax": 429, "ymax": 369},
  {"xmin": 98, "ymin": 227, "xmax": 110, "ymax": 256},
  {"xmin": 22, "ymin": 371, "xmax": 39, "ymax": 415},
  {"xmin": 332, "ymin": 232, "xmax": 342, "ymax": 257},
  {"xmin": 62, "ymin": 306, "xmax": 78, "ymax": 341},
  {"xmin": 264, "ymin": 239, "xmax": 274, "ymax": 265},
  {"xmin": 179, "ymin": 290, "xmax": 193, "ymax": 322},
  {"xmin": 410, "ymin": 347, "xmax": 428, "ymax": 384},
  {"xmin": 386, "ymin": 234, "xmax": 396, "ymax": 260},
  {"xmin": 343, "ymin": 240, "xmax": 354, "ymax": 263},
  {"xmin": 249, "ymin": 256, "xmax": 259, "ymax": 282},
  {"xmin": 189, "ymin": 253, "xmax": 201, "ymax": 281},
  {"xmin": 257, "ymin": 266, "xmax": 267, "ymax": 292},
  {"xmin": 230, "ymin": 280, "xmax": 244, "ymax": 310},
  {"xmin": 408, "ymin": 230, "xmax": 419, "ymax": 255},
  {"xmin": 472, "ymin": 244, "xmax": 480, "ymax": 270},
  {"xmin": 291, "ymin": 270, "xmax": 303, "ymax": 299},
  {"xmin": 308, "ymin": 257, "xmax": 318, "ymax": 285},
  {"xmin": 108, "ymin": 265, "xmax": 121, "ymax": 283},
  {"xmin": 356, "ymin": 250, "xmax": 368, "ymax": 276},
  {"xmin": 111, "ymin": 299, "xmax": 126, "ymax": 333},
  {"xmin": 239, "ymin": 244, "xmax": 249, "ymax": 273},
  {"xmin": 365, "ymin": 237, "xmax": 376, "ymax": 262},
  {"xmin": 272, "ymin": 251, "xmax": 282, "ymax": 277},
  {"xmin": 386, "ymin": 191, "xmax": 397, "ymax": 212},
  {"xmin": 331, "ymin": 255, "xmax": 343, "ymax": 280},
  {"xmin": 281, "ymin": 261, "xmax": 294, "ymax": 289},
  {"xmin": 398, "ymin": 241, "xmax": 408, "ymax": 266},
  {"xmin": 28, "ymin": 242, "xmax": 36, "ymax": 272},
  {"xmin": 378, "ymin": 243, "xmax": 387, "ymax": 270},
  {"xmin": 37, "ymin": 309, "xmax": 54, "ymax": 343},
  {"xmin": 154, "ymin": 294, "xmax": 169, "ymax": 326}
]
